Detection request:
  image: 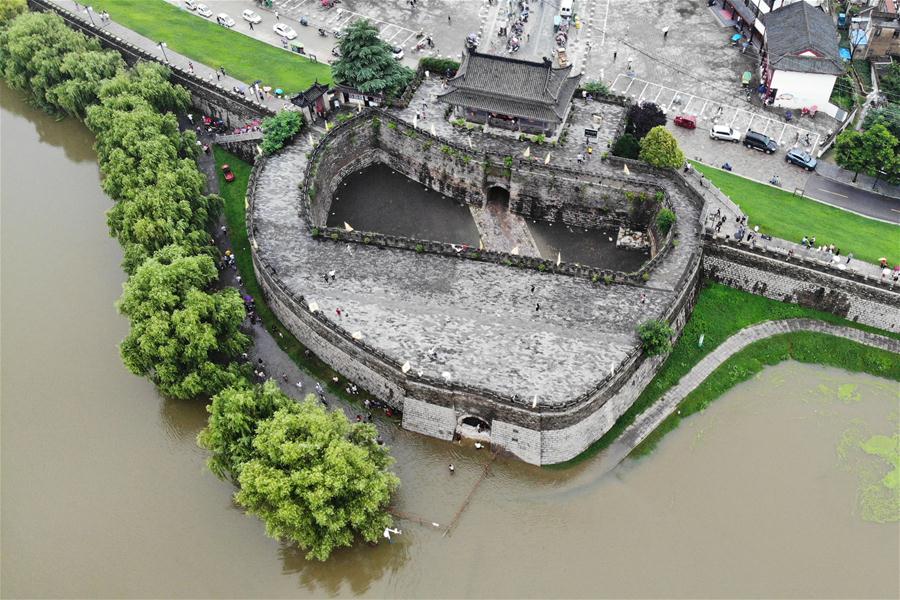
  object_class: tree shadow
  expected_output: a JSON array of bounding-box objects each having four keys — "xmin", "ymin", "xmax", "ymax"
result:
[
  {"xmin": 159, "ymin": 396, "xmax": 209, "ymax": 444},
  {"xmin": 278, "ymin": 533, "xmax": 411, "ymax": 596}
]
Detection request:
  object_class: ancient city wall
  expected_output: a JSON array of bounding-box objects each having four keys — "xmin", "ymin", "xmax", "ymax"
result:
[
  {"xmin": 702, "ymin": 239, "xmax": 900, "ymax": 331},
  {"xmin": 29, "ymin": 0, "xmax": 275, "ymax": 127}
]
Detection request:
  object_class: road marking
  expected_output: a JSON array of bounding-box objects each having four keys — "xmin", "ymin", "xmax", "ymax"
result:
[
  {"xmin": 816, "ymin": 188, "xmax": 849, "ymax": 198},
  {"xmin": 889, "ymin": 208, "xmax": 900, "ymax": 214},
  {"xmin": 600, "ymin": 0, "xmax": 611, "ymax": 46}
]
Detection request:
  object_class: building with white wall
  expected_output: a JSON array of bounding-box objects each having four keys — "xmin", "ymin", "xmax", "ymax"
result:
[{"xmin": 760, "ymin": 1, "xmax": 844, "ymax": 109}]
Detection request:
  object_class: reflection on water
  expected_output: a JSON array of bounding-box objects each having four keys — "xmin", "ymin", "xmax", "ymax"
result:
[{"xmin": 2, "ymin": 83, "xmax": 898, "ymax": 599}]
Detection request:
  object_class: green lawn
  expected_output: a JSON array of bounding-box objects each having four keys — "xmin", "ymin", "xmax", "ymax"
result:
[
  {"xmin": 692, "ymin": 161, "xmax": 899, "ymax": 265},
  {"xmin": 90, "ymin": 0, "xmax": 331, "ymax": 94},
  {"xmin": 551, "ymin": 282, "xmax": 900, "ymax": 467},
  {"xmin": 213, "ymin": 147, "xmax": 384, "ymax": 412}
]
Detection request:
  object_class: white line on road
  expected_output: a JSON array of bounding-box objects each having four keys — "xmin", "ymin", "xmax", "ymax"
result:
[{"xmin": 816, "ymin": 188, "xmax": 849, "ymax": 198}]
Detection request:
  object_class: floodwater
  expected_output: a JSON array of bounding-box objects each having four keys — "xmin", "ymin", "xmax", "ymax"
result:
[
  {"xmin": 3, "ymin": 83, "xmax": 899, "ymax": 598},
  {"xmin": 327, "ymin": 163, "xmax": 481, "ymax": 245},
  {"xmin": 528, "ymin": 220, "xmax": 648, "ymax": 272}
]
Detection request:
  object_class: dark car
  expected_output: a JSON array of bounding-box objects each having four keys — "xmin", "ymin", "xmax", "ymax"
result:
[
  {"xmin": 785, "ymin": 148, "xmax": 817, "ymax": 171},
  {"xmin": 743, "ymin": 130, "xmax": 778, "ymax": 154}
]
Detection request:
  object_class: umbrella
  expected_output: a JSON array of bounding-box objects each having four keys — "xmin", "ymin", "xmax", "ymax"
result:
[
  {"xmin": 401, "ymin": 362, "xmax": 411, "ymax": 373},
  {"xmin": 545, "ymin": 152, "xmax": 551, "ymax": 164},
  {"xmin": 523, "ymin": 146, "xmax": 530, "ymax": 158},
  {"xmin": 307, "ymin": 301, "xmax": 320, "ymax": 313},
  {"xmin": 344, "ymin": 222, "xmax": 354, "ymax": 231},
  {"xmin": 623, "ymin": 164, "xmax": 631, "ymax": 175},
  {"xmin": 262, "ymin": 86, "xmax": 272, "ymax": 92},
  {"xmin": 731, "ymin": 33, "xmax": 742, "ymax": 42}
]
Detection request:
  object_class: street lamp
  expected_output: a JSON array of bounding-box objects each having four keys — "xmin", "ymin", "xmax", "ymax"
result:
[
  {"xmin": 85, "ymin": 5, "xmax": 96, "ymax": 26},
  {"xmin": 157, "ymin": 41, "xmax": 169, "ymax": 63},
  {"xmin": 872, "ymin": 169, "xmax": 887, "ymax": 191}
]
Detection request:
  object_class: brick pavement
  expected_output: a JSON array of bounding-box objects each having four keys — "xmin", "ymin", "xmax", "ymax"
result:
[{"xmin": 592, "ymin": 318, "xmax": 900, "ymax": 475}]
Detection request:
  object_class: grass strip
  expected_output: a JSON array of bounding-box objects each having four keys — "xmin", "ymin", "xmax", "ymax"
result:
[
  {"xmin": 88, "ymin": 0, "xmax": 331, "ymax": 94},
  {"xmin": 634, "ymin": 330, "xmax": 900, "ymax": 455},
  {"xmin": 691, "ymin": 160, "xmax": 899, "ymax": 266},
  {"xmin": 550, "ymin": 282, "xmax": 900, "ymax": 468},
  {"xmin": 213, "ymin": 147, "xmax": 378, "ymax": 411}
]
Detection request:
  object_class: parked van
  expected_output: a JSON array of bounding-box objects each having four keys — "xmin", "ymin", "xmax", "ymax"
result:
[{"xmin": 559, "ymin": 0, "xmax": 573, "ymax": 17}]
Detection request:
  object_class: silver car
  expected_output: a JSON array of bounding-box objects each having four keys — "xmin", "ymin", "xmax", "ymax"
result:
[
  {"xmin": 196, "ymin": 3, "xmax": 212, "ymax": 17},
  {"xmin": 709, "ymin": 124, "xmax": 742, "ymax": 142}
]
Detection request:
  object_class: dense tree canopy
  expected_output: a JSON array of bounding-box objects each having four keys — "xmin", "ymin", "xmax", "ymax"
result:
[
  {"xmin": 638, "ymin": 319, "xmax": 674, "ymax": 356},
  {"xmin": 198, "ymin": 381, "xmax": 293, "ymax": 481},
  {"xmin": 0, "ymin": 11, "xmax": 98, "ymax": 111},
  {"xmin": 235, "ymin": 397, "xmax": 400, "ymax": 561},
  {"xmin": 0, "ymin": 0, "xmax": 27, "ymax": 27},
  {"xmin": 47, "ymin": 49, "xmax": 125, "ymax": 118},
  {"xmin": 97, "ymin": 62, "xmax": 191, "ymax": 115},
  {"xmin": 332, "ymin": 19, "xmax": 413, "ymax": 97},
  {"xmin": 863, "ymin": 103, "xmax": 900, "ymax": 140},
  {"xmin": 835, "ymin": 123, "xmax": 899, "ymax": 183},
  {"xmin": 639, "ymin": 126, "xmax": 684, "ymax": 169},
  {"xmin": 260, "ymin": 110, "xmax": 303, "ymax": 155},
  {"xmin": 611, "ymin": 133, "xmax": 640, "ymax": 159},
  {"xmin": 625, "ymin": 102, "xmax": 666, "ymax": 139},
  {"xmin": 117, "ymin": 247, "xmax": 248, "ymax": 399}
]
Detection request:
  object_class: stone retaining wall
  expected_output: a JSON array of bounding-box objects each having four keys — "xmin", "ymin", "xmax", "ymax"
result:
[
  {"xmin": 304, "ymin": 110, "xmax": 676, "ymax": 284},
  {"xmin": 702, "ymin": 239, "xmax": 900, "ymax": 331}
]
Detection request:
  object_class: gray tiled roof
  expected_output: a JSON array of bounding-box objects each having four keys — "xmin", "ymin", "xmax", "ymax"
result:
[
  {"xmin": 437, "ymin": 51, "xmax": 581, "ymax": 122},
  {"xmin": 763, "ymin": 2, "xmax": 844, "ymax": 75}
]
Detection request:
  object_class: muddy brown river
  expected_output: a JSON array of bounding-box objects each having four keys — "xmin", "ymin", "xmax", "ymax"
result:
[{"xmin": 2, "ymin": 83, "xmax": 898, "ymax": 598}]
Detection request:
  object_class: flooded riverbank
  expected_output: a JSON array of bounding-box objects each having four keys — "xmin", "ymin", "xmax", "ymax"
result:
[{"xmin": 2, "ymin": 84, "xmax": 897, "ymax": 598}]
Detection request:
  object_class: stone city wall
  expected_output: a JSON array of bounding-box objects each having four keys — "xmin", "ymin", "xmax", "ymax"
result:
[
  {"xmin": 703, "ymin": 239, "xmax": 900, "ymax": 331},
  {"xmin": 30, "ymin": 0, "xmax": 275, "ymax": 127}
]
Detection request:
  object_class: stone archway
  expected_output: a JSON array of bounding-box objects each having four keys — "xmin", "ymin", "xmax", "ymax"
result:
[
  {"xmin": 456, "ymin": 414, "xmax": 492, "ymax": 443},
  {"xmin": 485, "ymin": 185, "xmax": 510, "ymax": 212}
]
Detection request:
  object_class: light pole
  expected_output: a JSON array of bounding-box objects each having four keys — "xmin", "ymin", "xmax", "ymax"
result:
[
  {"xmin": 872, "ymin": 169, "xmax": 887, "ymax": 191},
  {"xmin": 85, "ymin": 5, "xmax": 96, "ymax": 27},
  {"xmin": 157, "ymin": 41, "xmax": 169, "ymax": 63}
]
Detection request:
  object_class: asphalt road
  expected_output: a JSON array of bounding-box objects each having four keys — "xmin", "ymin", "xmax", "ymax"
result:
[{"xmin": 804, "ymin": 173, "xmax": 900, "ymax": 224}]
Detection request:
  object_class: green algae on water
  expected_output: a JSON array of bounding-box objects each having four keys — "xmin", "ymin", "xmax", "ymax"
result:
[
  {"xmin": 838, "ymin": 383, "xmax": 861, "ymax": 403},
  {"xmin": 857, "ymin": 433, "xmax": 900, "ymax": 523}
]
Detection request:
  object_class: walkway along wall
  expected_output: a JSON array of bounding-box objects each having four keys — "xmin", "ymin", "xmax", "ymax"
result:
[
  {"xmin": 29, "ymin": 0, "xmax": 275, "ymax": 126},
  {"xmin": 702, "ymin": 237, "xmax": 900, "ymax": 331}
]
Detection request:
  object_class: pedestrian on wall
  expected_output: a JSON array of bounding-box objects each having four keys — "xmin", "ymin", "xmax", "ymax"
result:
[{"xmin": 275, "ymin": 11, "xmax": 279, "ymax": 20}]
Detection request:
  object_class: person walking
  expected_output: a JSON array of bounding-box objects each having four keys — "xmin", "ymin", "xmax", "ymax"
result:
[
  {"xmin": 249, "ymin": 21, "xmax": 254, "ymax": 30},
  {"xmin": 448, "ymin": 15, "xmax": 451, "ymax": 24},
  {"xmin": 662, "ymin": 26, "xmax": 669, "ymax": 38},
  {"xmin": 448, "ymin": 464, "xmax": 455, "ymax": 474},
  {"xmin": 275, "ymin": 10, "xmax": 279, "ymax": 20},
  {"xmin": 846, "ymin": 252, "xmax": 853, "ymax": 264}
]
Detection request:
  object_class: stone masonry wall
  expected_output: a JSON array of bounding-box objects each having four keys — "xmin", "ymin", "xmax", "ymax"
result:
[{"xmin": 703, "ymin": 241, "xmax": 900, "ymax": 331}]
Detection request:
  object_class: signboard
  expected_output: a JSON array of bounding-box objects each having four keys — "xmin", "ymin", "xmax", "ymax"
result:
[{"xmin": 584, "ymin": 128, "xmax": 598, "ymax": 139}]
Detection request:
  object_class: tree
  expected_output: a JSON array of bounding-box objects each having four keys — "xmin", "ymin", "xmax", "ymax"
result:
[
  {"xmin": 332, "ymin": 19, "xmax": 414, "ymax": 98},
  {"xmin": 0, "ymin": 11, "xmax": 97, "ymax": 112},
  {"xmin": 0, "ymin": 0, "xmax": 27, "ymax": 27},
  {"xmin": 656, "ymin": 208, "xmax": 676, "ymax": 234},
  {"xmin": 625, "ymin": 102, "xmax": 666, "ymax": 139},
  {"xmin": 611, "ymin": 133, "xmax": 640, "ymax": 159},
  {"xmin": 581, "ymin": 80, "xmax": 609, "ymax": 95},
  {"xmin": 95, "ymin": 61, "xmax": 191, "ymax": 114},
  {"xmin": 879, "ymin": 62, "xmax": 900, "ymax": 102},
  {"xmin": 47, "ymin": 49, "xmax": 124, "ymax": 119},
  {"xmin": 261, "ymin": 110, "xmax": 304, "ymax": 155},
  {"xmin": 198, "ymin": 381, "xmax": 292, "ymax": 481},
  {"xmin": 835, "ymin": 124, "xmax": 898, "ymax": 182},
  {"xmin": 863, "ymin": 103, "xmax": 900, "ymax": 140},
  {"xmin": 117, "ymin": 246, "xmax": 249, "ymax": 399},
  {"xmin": 637, "ymin": 319, "xmax": 674, "ymax": 356},
  {"xmin": 639, "ymin": 126, "xmax": 684, "ymax": 169},
  {"xmin": 235, "ymin": 398, "xmax": 400, "ymax": 561}
]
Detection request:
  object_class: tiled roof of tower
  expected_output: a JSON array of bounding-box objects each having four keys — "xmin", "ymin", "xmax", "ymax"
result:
[
  {"xmin": 437, "ymin": 51, "xmax": 581, "ymax": 122},
  {"xmin": 763, "ymin": 1, "xmax": 844, "ymax": 75}
]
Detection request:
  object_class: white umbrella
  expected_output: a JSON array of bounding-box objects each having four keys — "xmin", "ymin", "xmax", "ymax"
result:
[
  {"xmin": 523, "ymin": 145, "xmax": 531, "ymax": 158},
  {"xmin": 307, "ymin": 301, "xmax": 319, "ymax": 313},
  {"xmin": 545, "ymin": 152, "xmax": 551, "ymax": 164},
  {"xmin": 401, "ymin": 361, "xmax": 411, "ymax": 373},
  {"xmin": 623, "ymin": 164, "xmax": 631, "ymax": 175},
  {"xmin": 431, "ymin": 124, "xmax": 436, "ymax": 136},
  {"xmin": 351, "ymin": 331, "xmax": 363, "ymax": 340},
  {"xmin": 344, "ymin": 222, "xmax": 354, "ymax": 232},
  {"xmin": 556, "ymin": 251, "xmax": 561, "ymax": 266},
  {"xmin": 510, "ymin": 246, "xmax": 520, "ymax": 255}
]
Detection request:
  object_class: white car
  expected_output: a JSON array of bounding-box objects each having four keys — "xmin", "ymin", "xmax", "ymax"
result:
[
  {"xmin": 216, "ymin": 13, "xmax": 236, "ymax": 27},
  {"xmin": 391, "ymin": 45, "xmax": 404, "ymax": 60},
  {"xmin": 242, "ymin": 9, "xmax": 262, "ymax": 24},
  {"xmin": 183, "ymin": 0, "xmax": 197, "ymax": 10},
  {"xmin": 195, "ymin": 3, "xmax": 212, "ymax": 18},
  {"xmin": 274, "ymin": 23, "xmax": 298, "ymax": 40},
  {"xmin": 709, "ymin": 124, "xmax": 742, "ymax": 142}
]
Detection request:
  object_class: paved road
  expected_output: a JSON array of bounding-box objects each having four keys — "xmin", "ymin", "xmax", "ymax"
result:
[{"xmin": 804, "ymin": 173, "xmax": 900, "ymax": 224}]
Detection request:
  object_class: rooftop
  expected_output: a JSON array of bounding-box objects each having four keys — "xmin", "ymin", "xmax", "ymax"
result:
[
  {"xmin": 437, "ymin": 51, "xmax": 581, "ymax": 123},
  {"xmin": 763, "ymin": 2, "xmax": 844, "ymax": 75}
]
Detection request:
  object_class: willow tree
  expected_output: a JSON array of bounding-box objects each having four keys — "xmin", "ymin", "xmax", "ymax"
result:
[{"xmin": 331, "ymin": 19, "xmax": 413, "ymax": 98}]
